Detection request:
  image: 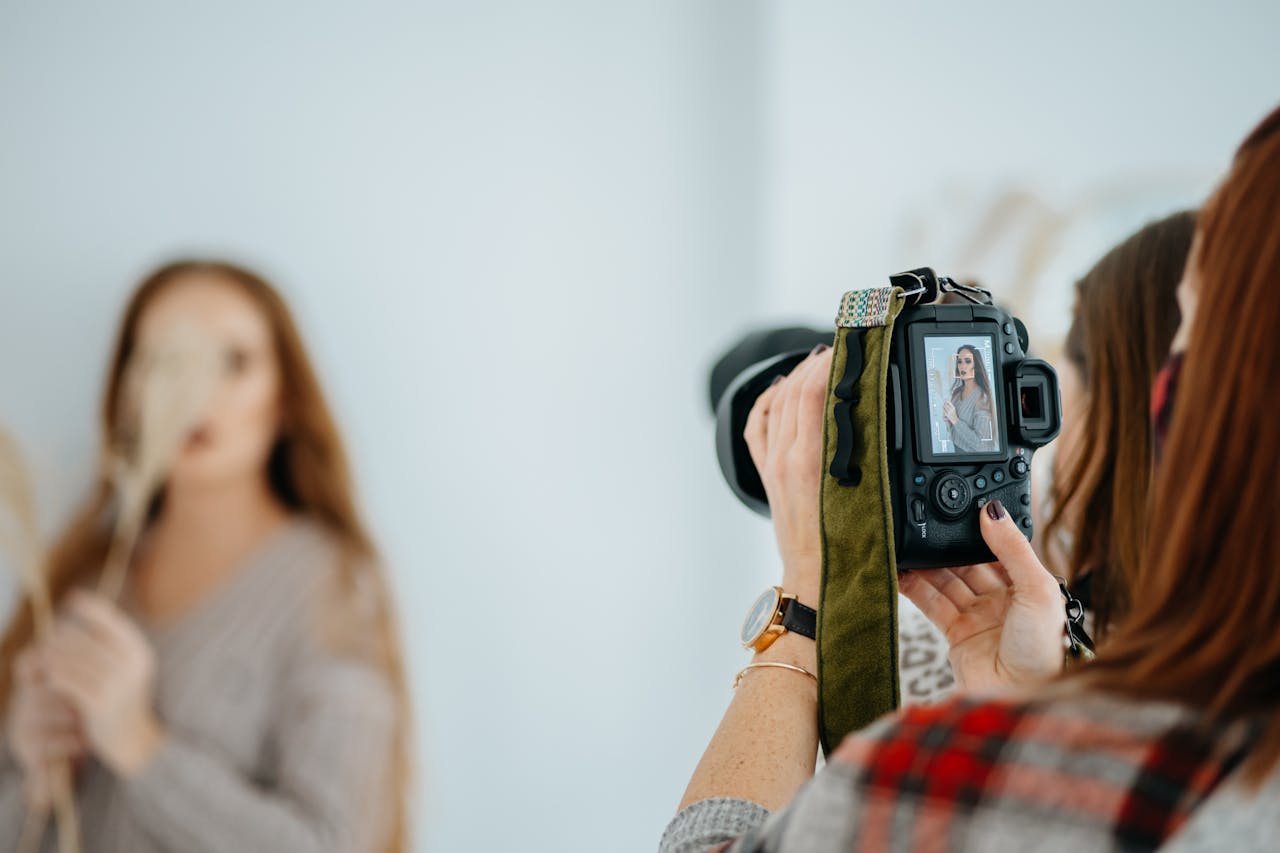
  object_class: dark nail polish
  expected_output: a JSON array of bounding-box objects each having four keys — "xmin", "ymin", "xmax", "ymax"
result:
[
  {"xmin": 770, "ymin": 375, "xmax": 785, "ymax": 387},
  {"xmin": 810, "ymin": 343, "xmax": 830, "ymax": 356},
  {"xmin": 985, "ymin": 499, "xmax": 1006, "ymax": 521}
]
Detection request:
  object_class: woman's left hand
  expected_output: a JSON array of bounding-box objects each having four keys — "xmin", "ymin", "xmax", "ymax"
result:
[
  {"xmin": 743, "ymin": 346, "xmax": 833, "ymax": 606},
  {"xmin": 942, "ymin": 400, "xmax": 958, "ymax": 426},
  {"xmin": 42, "ymin": 591, "xmax": 165, "ymax": 777}
]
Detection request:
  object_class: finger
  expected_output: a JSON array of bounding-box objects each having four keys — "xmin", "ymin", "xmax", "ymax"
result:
[
  {"xmin": 42, "ymin": 651, "xmax": 104, "ymax": 710},
  {"xmin": 65, "ymin": 591, "xmax": 133, "ymax": 648},
  {"xmin": 745, "ymin": 375, "xmax": 785, "ymax": 470},
  {"xmin": 774, "ymin": 347, "xmax": 824, "ymax": 452},
  {"xmin": 899, "ymin": 572, "xmax": 961, "ymax": 630},
  {"xmin": 44, "ymin": 625, "xmax": 115, "ymax": 674},
  {"xmin": 30, "ymin": 690, "xmax": 81, "ymax": 729},
  {"xmin": 979, "ymin": 500, "xmax": 1059, "ymax": 604},
  {"xmin": 766, "ymin": 370, "xmax": 794, "ymax": 454},
  {"xmin": 912, "ymin": 567, "xmax": 979, "ymax": 609},
  {"xmin": 38, "ymin": 734, "xmax": 87, "ymax": 763},
  {"xmin": 950, "ymin": 562, "xmax": 1009, "ymax": 596},
  {"xmin": 14, "ymin": 648, "xmax": 43, "ymax": 684},
  {"xmin": 794, "ymin": 347, "xmax": 833, "ymax": 458}
]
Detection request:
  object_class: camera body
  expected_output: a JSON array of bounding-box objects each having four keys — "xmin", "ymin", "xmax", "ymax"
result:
[
  {"xmin": 715, "ymin": 269, "xmax": 1062, "ymax": 570},
  {"xmin": 828, "ymin": 299, "xmax": 1061, "ymax": 569}
]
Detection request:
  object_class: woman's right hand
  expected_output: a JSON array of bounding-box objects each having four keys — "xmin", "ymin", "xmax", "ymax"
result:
[
  {"xmin": 6, "ymin": 647, "xmax": 86, "ymax": 809},
  {"xmin": 898, "ymin": 500, "xmax": 1065, "ymax": 693}
]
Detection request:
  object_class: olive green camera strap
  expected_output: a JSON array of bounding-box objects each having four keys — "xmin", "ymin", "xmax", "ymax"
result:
[{"xmin": 817, "ymin": 286, "xmax": 905, "ymax": 754}]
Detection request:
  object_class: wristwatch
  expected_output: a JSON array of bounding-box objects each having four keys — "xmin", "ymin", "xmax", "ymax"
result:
[{"xmin": 740, "ymin": 586, "xmax": 817, "ymax": 652}]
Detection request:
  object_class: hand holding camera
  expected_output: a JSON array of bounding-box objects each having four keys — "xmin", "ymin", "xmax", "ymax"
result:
[
  {"xmin": 898, "ymin": 502, "xmax": 1064, "ymax": 692},
  {"xmin": 742, "ymin": 345, "xmax": 833, "ymax": 608}
]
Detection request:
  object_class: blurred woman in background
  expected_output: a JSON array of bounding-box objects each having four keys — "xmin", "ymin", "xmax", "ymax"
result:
[{"xmin": 0, "ymin": 260, "xmax": 410, "ymax": 852}]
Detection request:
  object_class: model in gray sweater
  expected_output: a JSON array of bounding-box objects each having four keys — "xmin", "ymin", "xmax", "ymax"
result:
[{"xmin": 0, "ymin": 519, "xmax": 397, "ymax": 853}]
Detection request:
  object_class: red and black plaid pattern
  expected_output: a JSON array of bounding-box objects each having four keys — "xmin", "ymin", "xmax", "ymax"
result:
[{"xmin": 709, "ymin": 694, "xmax": 1256, "ymax": 852}]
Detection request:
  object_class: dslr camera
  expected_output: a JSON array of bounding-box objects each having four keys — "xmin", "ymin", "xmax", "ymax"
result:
[{"xmin": 713, "ymin": 268, "xmax": 1062, "ymax": 569}]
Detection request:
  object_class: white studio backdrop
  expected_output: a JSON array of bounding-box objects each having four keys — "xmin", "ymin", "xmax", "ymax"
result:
[{"xmin": 2, "ymin": 3, "xmax": 1279, "ymax": 852}]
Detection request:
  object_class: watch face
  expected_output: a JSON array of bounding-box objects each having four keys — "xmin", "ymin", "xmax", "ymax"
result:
[{"xmin": 740, "ymin": 587, "xmax": 782, "ymax": 647}]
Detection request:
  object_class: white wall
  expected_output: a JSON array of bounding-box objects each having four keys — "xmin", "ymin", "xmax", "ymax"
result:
[
  {"xmin": 761, "ymin": 1, "xmax": 1280, "ymax": 329},
  {"xmin": 1, "ymin": 3, "xmax": 1279, "ymax": 852},
  {"xmin": 0, "ymin": 3, "xmax": 771, "ymax": 850}
]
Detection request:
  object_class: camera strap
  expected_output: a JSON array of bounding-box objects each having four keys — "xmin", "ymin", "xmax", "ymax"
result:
[{"xmin": 817, "ymin": 285, "xmax": 907, "ymax": 754}]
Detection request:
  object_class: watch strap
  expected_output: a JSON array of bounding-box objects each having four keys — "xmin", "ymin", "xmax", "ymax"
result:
[{"xmin": 780, "ymin": 598, "xmax": 816, "ymax": 640}]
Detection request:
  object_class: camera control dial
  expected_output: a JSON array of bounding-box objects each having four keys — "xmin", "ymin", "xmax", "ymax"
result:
[{"xmin": 931, "ymin": 472, "xmax": 971, "ymax": 519}]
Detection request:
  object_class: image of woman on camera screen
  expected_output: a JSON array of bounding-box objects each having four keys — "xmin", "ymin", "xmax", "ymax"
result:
[{"xmin": 940, "ymin": 343, "xmax": 997, "ymax": 452}]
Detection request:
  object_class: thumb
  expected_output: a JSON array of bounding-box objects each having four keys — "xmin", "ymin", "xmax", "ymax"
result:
[{"xmin": 979, "ymin": 500, "xmax": 1058, "ymax": 604}]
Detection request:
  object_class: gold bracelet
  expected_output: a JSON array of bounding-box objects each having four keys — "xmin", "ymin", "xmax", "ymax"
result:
[{"xmin": 732, "ymin": 661, "xmax": 817, "ymax": 689}]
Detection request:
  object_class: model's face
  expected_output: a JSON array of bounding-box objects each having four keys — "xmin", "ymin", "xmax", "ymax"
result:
[
  {"xmin": 955, "ymin": 350, "xmax": 976, "ymax": 381},
  {"xmin": 132, "ymin": 275, "xmax": 282, "ymax": 490},
  {"xmin": 1170, "ymin": 231, "xmax": 1203, "ymax": 355},
  {"xmin": 1053, "ymin": 360, "xmax": 1087, "ymax": 490}
]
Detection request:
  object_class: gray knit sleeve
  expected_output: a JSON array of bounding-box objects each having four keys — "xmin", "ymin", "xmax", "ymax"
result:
[
  {"xmin": 0, "ymin": 744, "xmax": 32, "ymax": 848},
  {"xmin": 948, "ymin": 397, "xmax": 994, "ymax": 453},
  {"xmin": 122, "ymin": 656, "xmax": 396, "ymax": 853},
  {"xmin": 660, "ymin": 798, "xmax": 771, "ymax": 853}
]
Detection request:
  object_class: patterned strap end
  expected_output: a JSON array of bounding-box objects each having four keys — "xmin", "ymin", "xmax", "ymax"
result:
[{"xmin": 835, "ymin": 286, "xmax": 898, "ymax": 329}]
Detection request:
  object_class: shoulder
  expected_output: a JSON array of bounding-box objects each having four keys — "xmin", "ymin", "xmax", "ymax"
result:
[
  {"xmin": 829, "ymin": 692, "xmax": 1244, "ymax": 843},
  {"xmin": 834, "ymin": 692, "xmax": 1195, "ymax": 773},
  {"xmin": 261, "ymin": 518, "xmax": 391, "ymax": 659}
]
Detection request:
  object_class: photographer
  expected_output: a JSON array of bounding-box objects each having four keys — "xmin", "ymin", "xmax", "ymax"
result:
[{"xmin": 664, "ymin": 105, "xmax": 1280, "ymax": 852}]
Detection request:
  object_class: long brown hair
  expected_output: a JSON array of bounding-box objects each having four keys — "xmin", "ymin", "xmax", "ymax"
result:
[
  {"xmin": 1042, "ymin": 211, "xmax": 1195, "ymax": 637},
  {"xmin": 0, "ymin": 260, "xmax": 411, "ymax": 850},
  {"xmin": 1075, "ymin": 105, "xmax": 1280, "ymax": 781}
]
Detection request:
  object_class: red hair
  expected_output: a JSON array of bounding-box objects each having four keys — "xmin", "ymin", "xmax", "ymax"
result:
[{"xmin": 1075, "ymin": 106, "xmax": 1280, "ymax": 781}]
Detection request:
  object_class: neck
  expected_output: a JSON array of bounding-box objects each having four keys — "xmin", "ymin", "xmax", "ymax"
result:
[
  {"xmin": 155, "ymin": 475, "xmax": 288, "ymax": 550},
  {"xmin": 964, "ymin": 378, "xmax": 977, "ymax": 392}
]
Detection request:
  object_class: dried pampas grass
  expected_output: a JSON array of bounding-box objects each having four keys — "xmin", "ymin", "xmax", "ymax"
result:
[
  {"xmin": 0, "ymin": 428, "xmax": 80, "ymax": 853},
  {"xmin": 99, "ymin": 324, "xmax": 222, "ymax": 601}
]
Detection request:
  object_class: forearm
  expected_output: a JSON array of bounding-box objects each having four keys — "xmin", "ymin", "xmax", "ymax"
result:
[{"xmin": 678, "ymin": 631, "xmax": 820, "ymax": 812}]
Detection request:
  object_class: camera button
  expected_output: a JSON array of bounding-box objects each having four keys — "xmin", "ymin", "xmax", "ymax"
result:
[
  {"xmin": 1004, "ymin": 342, "xmax": 1016, "ymax": 354},
  {"xmin": 1019, "ymin": 492, "xmax": 1031, "ymax": 506},
  {"xmin": 910, "ymin": 498, "xmax": 926, "ymax": 524},
  {"xmin": 1010, "ymin": 457, "xmax": 1029, "ymax": 478},
  {"xmin": 912, "ymin": 473, "xmax": 926, "ymax": 486},
  {"xmin": 992, "ymin": 469, "xmax": 1005, "ymax": 483},
  {"xmin": 974, "ymin": 476, "xmax": 988, "ymax": 490},
  {"xmin": 1019, "ymin": 516, "xmax": 1033, "ymax": 530}
]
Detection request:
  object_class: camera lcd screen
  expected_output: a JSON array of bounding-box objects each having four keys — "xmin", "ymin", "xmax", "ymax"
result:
[{"xmin": 922, "ymin": 335, "xmax": 1001, "ymax": 456}]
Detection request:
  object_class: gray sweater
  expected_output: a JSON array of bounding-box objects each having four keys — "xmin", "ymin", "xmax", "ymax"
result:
[
  {"xmin": 948, "ymin": 387, "xmax": 996, "ymax": 453},
  {"xmin": 0, "ymin": 519, "xmax": 397, "ymax": 853}
]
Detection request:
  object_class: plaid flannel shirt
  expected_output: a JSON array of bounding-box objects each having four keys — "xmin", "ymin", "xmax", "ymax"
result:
[{"xmin": 664, "ymin": 693, "xmax": 1256, "ymax": 853}]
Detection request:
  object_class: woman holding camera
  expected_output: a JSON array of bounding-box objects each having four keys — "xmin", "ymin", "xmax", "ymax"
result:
[
  {"xmin": 664, "ymin": 105, "xmax": 1280, "ymax": 851},
  {"xmin": 0, "ymin": 261, "xmax": 410, "ymax": 852},
  {"xmin": 941, "ymin": 344, "xmax": 997, "ymax": 453}
]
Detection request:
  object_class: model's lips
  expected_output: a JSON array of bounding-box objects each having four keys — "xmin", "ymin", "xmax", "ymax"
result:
[{"xmin": 184, "ymin": 424, "xmax": 213, "ymax": 451}]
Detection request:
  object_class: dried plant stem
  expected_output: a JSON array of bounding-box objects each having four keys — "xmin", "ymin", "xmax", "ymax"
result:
[
  {"xmin": 0, "ymin": 429, "xmax": 81, "ymax": 853},
  {"xmin": 98, "ymin": 508, "xmax": 145, "ymax": 602}
]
